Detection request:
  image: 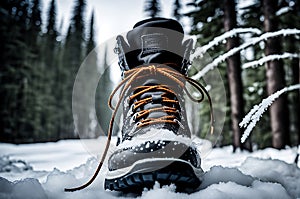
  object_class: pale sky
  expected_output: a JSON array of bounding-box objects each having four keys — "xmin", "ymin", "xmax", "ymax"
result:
[{"xmin": 41, "ymin": 0, "xmax": 190, "ymax": 45}]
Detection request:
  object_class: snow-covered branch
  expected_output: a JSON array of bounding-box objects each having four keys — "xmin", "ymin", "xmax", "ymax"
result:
[
  {"xmin": 191, "ymin": 29, "xmax": 300, "ymax": 80},
  {"xmin": 192, "ymin": 28, "xmax": 262, "ymax": 59},
  {"xmin": 276, "ymin": 7, "xmax": 292, "ymax": 16},
  {"xmin": 242, "ymin": 53, "xmax": 300, "ymax": 69},
  {"xmin": 239, "ymin": 84, "xmax": 300, "ymax": 143}
]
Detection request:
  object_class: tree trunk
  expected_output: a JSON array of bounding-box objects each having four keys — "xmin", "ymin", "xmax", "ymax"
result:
[
  {"xmin": 294, "ymin": 0, "xmax": 300, "ymax": 145},
  {"xmin": 263, "ymin": 0, "xmax": 290, "ymax": 149},
  {"xmin": 289, "ymin": 38, "xmax": 300, "ymax": 145},
  {"xmin": 223, "ymin": 0, "xmax": 248, "ymax": 151},
  {"xmin": 299, "ymin": 56, "xmax": 300, "ymax": 145}
]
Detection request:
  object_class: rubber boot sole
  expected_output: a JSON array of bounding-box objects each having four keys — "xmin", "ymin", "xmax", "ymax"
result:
[{"xmin": 104, "ymin": 159, "xmax": 202, "ymax": 193}]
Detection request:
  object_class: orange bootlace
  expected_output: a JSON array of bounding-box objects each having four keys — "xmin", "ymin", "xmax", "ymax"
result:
[{"xmin": 65, "ymin": 64, "xmax": 214, "ymax": 192}]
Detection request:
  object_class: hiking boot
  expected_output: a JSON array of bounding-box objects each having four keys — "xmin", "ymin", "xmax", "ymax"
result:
[
  {"xmin": 64, "ymin": 18, "xmax": 214, "ymax": 194},
  {"xmin": 104, "ymin": 18, "xmax": 210, "ymax": 193}
]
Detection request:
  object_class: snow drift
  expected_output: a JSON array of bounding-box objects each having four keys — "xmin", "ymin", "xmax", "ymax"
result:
[{"xmin": 0, "ymin": 139, "xmax": 299, "ymax": 199}]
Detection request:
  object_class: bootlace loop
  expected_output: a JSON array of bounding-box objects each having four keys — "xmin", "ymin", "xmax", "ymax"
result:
[{"xmin": 64, "ymin": 64, "xmax": 214, "ymax": 192}]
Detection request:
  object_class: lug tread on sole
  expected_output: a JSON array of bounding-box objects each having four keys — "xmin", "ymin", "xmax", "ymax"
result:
[{"xmin": 105, "ymin": 161, "xmax": 201, "ymax": 193}]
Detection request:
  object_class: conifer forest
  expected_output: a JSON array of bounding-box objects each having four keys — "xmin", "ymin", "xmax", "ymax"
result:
[{"xmin": 0, "ymin": 0, "xmax": 300, "ymax": 151}]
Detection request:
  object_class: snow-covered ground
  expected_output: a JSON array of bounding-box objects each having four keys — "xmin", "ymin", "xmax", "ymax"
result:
[{"xmin": 0, "ymin": 137, "xmax": 300, "ymax": 199}]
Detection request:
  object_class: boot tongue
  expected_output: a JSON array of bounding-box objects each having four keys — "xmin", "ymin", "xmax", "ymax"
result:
[
  {"xmin": 127, "ymin": 18, "xmax": 184, "ymax": 49},
  {"xmin": 125, "ymin": 18, "xmax": 185, "ymax": 72}
]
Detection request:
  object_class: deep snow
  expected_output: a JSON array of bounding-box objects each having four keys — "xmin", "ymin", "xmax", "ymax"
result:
[{"xmin": 0, "ymin": 137, "xmax": 300, "ymax": 199}]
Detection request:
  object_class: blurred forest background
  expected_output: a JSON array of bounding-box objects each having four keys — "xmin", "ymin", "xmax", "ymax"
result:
[{"xmin": 0, "ymin": 0, "xmax": 299, "ymax": 151}]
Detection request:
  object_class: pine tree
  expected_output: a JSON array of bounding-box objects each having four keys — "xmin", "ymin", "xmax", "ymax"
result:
[
  {"xmin": 61, "ymin": 0, "xmax": 87, "ymax": 138},
  {"xmin": 144, "ymin": 0, "xmax": 161, "ymax": 18},
  {"xmin": 0, "ymin": 0, "xmax": 16, "ymax": 141},
  {"xmin": 86, "ymin": 10, "xmax": 102, "ymax": 137},
  {"xmin": 46, "ymin": 0, "xmax": 57, "ymax": 36},
  {"xmin": 263, "ymin": 0, "xmax": 290, "ymax": 149},
  {"xmin": 41, "ymin": 0, "xmax": 60, "ymax": 141},
  {"xmin": 223, "ymin": 0, "xmax": 247, "ymax": 151},
  {"xmin": 186, "ymin": 0, "xmax": 231, "ymax": 146},
  {"xmin": 277, "ymin": 0, "xmax": 300, "ymax": 145},
  {"xmin": 27, "ymin": 0, "xmax": 44, "ymax": 141},
  {"xmin": 86, "ymin": 10, "xmax": 95, "ymax": 54},
  {"xmin": 60, "ymin": 26, "xmax": 73, "ymax": 138},
  {"xmin": 96, "ymin": 47, "xmax": 114, "ymax": 136},
  {"xmin": 54, "ymin": 20, "xmax": 66, "ymax": 139},
  {"xmin": 74, "ymin": 10, "xmax": 99, "ymax": 138},
  {"xmin": 240, "ymin": 0, "xmax": 272, "ymax": 148},
  {"xmin": 0, "ymin": 0, "xmax": 37, "ymax": 142}
]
